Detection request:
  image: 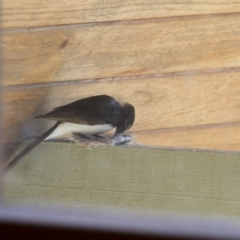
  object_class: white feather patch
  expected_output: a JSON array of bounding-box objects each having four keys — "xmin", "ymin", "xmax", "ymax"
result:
[{"xmin": 45, "ymin": 122, "xmax": 113, "ymax": 140}]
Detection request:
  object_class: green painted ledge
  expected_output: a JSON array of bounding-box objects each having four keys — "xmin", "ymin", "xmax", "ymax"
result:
[{"xmin": 2, "ymin": 141, "xmax": 240, "ymax": 217}]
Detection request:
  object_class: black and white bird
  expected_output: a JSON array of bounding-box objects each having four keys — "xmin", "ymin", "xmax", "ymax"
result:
[
  {"xmin": 36, "ymin": 94, "xmax": 135, "ymax": 139},
  {"xmin": 6, "ymin": 95, "xmax": 135, "ymax": 170}
]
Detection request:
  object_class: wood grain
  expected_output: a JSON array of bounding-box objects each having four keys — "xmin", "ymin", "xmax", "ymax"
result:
[
  {"xmin": 3, "ymin": 71, "xmax": 240, "ymax": 147},
  {"xmin": 134, "ymin": 124, "xmax": 240, "ymax": 151},
  {"xmin": 3, "ymin": 142, "xmax": 240, "ymax": 216},
  {"xmin": 2, "ymin": 0, "xmax": 240, "ymax": 29},
  {"xmin": 3, "ymin": 14, "xmax": 240, "ymax": 86}
]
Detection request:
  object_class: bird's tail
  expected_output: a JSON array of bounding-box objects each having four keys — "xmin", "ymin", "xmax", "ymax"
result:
[{"xmin": 4, "ymin": 122, "xmax": 60, "ymax": 171}]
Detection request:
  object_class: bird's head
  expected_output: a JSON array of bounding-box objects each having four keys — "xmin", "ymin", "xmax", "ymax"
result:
[{"xmin": 115, "ymin": 103, "xmax": 135, "ymax": 134}]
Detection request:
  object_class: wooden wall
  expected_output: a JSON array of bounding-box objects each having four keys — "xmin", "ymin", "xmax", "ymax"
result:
[{"xmin": 2, "ymin": 1, "xmax": 240, "ymax": 151}]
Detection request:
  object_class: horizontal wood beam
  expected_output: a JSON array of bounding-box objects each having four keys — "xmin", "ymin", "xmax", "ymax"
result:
[
  {"xmin": 134, "ymin": 123, "xmax": 240, "ymax": 151},
  {"xmin": 3, "ymin": 71, "xmax": 240, "ymax": 147},
  {"xmin": 2, "ymin": 0, "xmax": 240, "ymax": 29},
  {"xmin": 3, "ymin": 14, "xmax": 240, "ymax": 86},
  {"xmin": 3, "ymin": 142, "xmax": 240, "ymax": 217}
]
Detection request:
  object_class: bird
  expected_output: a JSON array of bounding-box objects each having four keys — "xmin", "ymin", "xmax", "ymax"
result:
[
  {"xmin": 5, "ymin": 95, "xmax": 135, "ymax": 170},
  {"xmin": 36, "ymin": 94, "xmax": 135, "ymax": 139}
]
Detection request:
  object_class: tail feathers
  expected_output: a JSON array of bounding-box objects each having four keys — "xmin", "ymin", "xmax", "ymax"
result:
[{"xmin": 4, "ymin": 122, "xmax": 60, "ymax": 171}]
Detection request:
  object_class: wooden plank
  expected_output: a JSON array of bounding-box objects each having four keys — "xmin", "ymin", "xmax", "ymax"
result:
[
  {"xmin": 2, "ymin": 71, "xmax": 240, "ymax": 146},
  {"xmin": 3, "ymin": 142, "xmax": 240, "ymax": 217},
  {"xmin": 2, "ymin": 0, "xmax": 240, "ymax": 29},
  {"xmin": 134, "ymin": 124, "xmax": 240, "ymax": 151},
  {"xmin": 3, "ymin": 14, "xmax": 240, "ymax": 86}
]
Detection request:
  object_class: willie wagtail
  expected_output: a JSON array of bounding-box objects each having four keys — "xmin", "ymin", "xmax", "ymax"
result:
[{"xmin": 5, "ymin": 95, "xmax": 135, "ymax": 170}]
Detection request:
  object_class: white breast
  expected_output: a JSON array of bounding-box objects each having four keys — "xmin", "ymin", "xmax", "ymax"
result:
[{"xmin": 45, "ymin": 122, "xmax": 113, "ymax": 140}]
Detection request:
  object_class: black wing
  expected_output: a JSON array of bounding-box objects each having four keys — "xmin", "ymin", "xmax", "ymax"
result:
[{"xmin": 35, "ymin": 95, "xmax": 121, "ymax": 126}]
